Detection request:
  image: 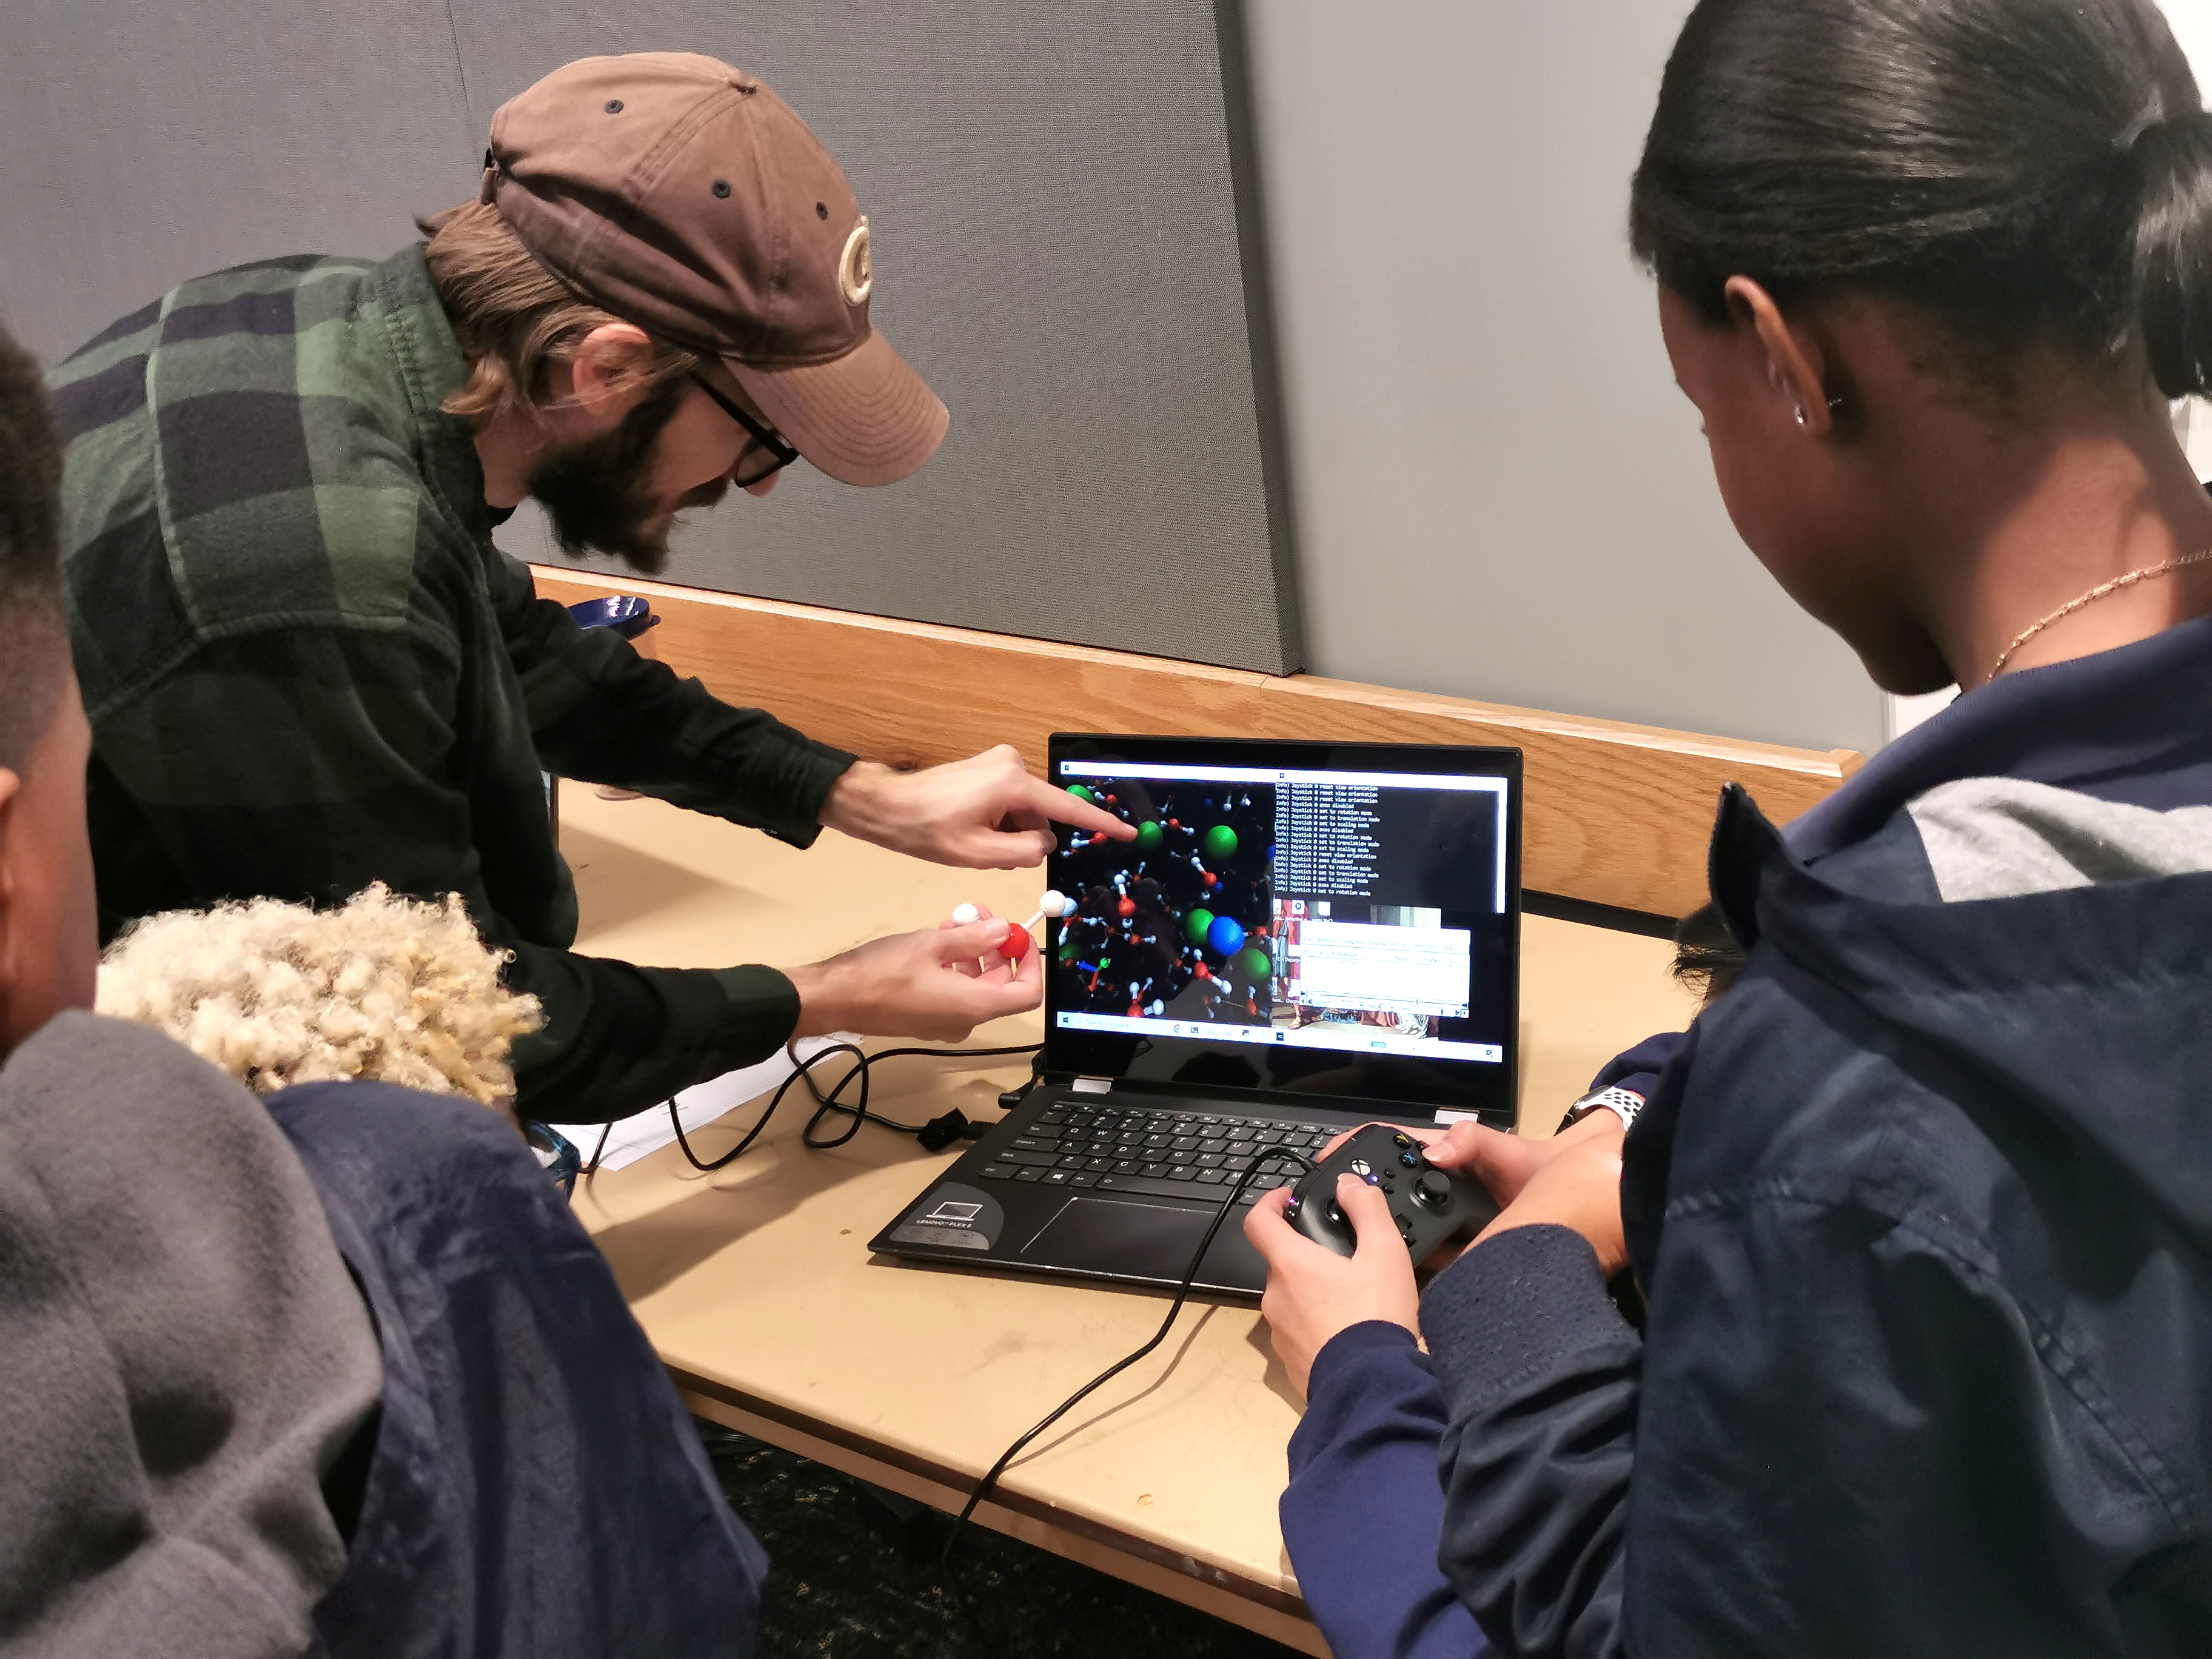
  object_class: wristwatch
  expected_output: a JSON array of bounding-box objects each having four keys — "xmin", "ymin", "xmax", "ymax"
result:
[{"xmin": 1557, "ymin": 1085, "xmax": 1644, "ymax": 1134}]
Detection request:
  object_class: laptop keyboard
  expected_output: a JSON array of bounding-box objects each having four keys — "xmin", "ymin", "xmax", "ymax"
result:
[{"xmin": 977, "ymin": 1100, "xmax": 1340, "ymax": 1205}]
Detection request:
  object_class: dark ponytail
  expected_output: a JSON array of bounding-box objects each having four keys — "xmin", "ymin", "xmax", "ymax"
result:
[
  {"xmin": 1632, "ymin": 0, "xmax": 2212, "ymax": 395},
  {"xmin": 2133, "ymin": 110, "xmax": 2212, "ymax": 395}
]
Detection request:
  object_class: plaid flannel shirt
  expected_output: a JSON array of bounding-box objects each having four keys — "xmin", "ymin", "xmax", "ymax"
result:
[{"xmin": 50, "ymin": 246, "xmax": 856, "ymax": 1122}]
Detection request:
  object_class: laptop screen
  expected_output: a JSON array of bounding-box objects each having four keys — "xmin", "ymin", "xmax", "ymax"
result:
[{"xmin": 1043, "ymin": 734, "xmax": 1521, "ymax": 1117}]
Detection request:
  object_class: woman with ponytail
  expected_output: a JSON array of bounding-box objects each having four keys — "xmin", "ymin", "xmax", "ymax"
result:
[{"xmin": 1249, "ymin": 2, "xmax": 2212, "ymax": 1654}]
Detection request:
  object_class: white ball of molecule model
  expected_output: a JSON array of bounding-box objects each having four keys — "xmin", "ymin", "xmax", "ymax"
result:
[
  {"xmin": 951, "ymin": 903, "xmax": 980, "ymax": 926},
  {"xmin": 1039, "ymin": 890, "xmax": 1071, "ymax": 918}
]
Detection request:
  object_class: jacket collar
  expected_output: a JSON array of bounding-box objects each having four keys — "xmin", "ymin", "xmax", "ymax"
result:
[{"xmin": 1789, "ymin": 612, "xmax": 2212, "ymax": 862}]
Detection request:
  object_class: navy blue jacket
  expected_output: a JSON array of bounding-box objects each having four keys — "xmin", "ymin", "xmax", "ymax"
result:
[
  {"xmin": 1285, "ymin": 614, "xmax": 2212, "ymax": 1657},
  {"xmin": 266, "ymin": 1082, "xmax": 768, "ymax": 1657}
]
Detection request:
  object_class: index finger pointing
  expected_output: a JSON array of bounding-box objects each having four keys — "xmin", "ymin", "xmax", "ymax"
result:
[{"xmin": 1025, "ymin": 776, "xmax": 1137, "ymax": 839}]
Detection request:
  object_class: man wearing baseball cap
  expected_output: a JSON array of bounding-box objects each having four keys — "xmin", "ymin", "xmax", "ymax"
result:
[{"xmin": 49, "ymin": 52, "xmax": 1129, "ymax": 1124}]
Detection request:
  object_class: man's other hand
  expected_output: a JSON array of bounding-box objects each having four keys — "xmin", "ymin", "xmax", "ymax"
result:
[
  {"xmin": 1244, "ymin": 1173, "xmax": 1421, "ymax": 1401},
  {"xmin": 821, "ymin": 746, "xmax": 1136, "ymax": 869},
  {"xmin": 785, "ymin": 916, "xmax": 1043, "ymax": 1042}
]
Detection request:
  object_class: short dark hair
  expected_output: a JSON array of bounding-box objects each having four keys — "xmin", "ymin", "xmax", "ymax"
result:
[
  {"xmin": 0, "ymin": 323, "xmax": 69, "ymax": 774},
  {"xmin": 1631, "ymin": 0, "xmax": 2212, "ymax": 397}
]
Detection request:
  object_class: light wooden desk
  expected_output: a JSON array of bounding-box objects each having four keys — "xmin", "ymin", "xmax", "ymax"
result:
[{"xmin": 563, "ymin": 789, "xmax": 1693, "ymax": 1654}]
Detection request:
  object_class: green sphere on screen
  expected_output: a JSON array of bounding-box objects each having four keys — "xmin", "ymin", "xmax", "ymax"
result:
[
  {"xmin": 1136, "ymin": 820, "xmax": 1163, "ymax": 851},
  {"xmin": 1066, "ymin": 784, "xmax": 1094, "ymax": 804},
  {"xmin": 1059, "ymin": 941, "xmax": 1081, "ymax": 964},
  {"xmin": 1236, "ymin": 946, "xmax": 1272, "ymax": 980},
  {"xmin": 1185, "ymin": 907, "xmax": 1215, "ymax": 946},
  {"xmin": 1204, "ymin": 824, "xmax": 1238, "ymax": 862}
]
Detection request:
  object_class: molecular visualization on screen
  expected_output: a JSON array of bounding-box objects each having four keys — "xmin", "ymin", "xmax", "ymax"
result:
[{"xmin": 1050, "ymin": 781, "xmax": 1276, "ymax": 1024}]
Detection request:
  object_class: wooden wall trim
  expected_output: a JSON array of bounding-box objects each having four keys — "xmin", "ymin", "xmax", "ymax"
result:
[{"xmin": 532, "ymin": 567, "xmax": 1863, "ymax": 917}]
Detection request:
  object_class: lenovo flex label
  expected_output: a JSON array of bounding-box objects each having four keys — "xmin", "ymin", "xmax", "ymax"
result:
[{"xmin": 886, "ymin": 1182, "xmax": 1002, "ymax": 1251}]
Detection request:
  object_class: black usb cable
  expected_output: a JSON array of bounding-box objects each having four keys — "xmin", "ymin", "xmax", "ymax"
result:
[
  {"xmin": 578, "ymin": 1040, "xmax": 1045, "ymax": 1180},
  {"xmin": 945, "ymin": 1143, "xmax": 1316, "ymax": 1554}
]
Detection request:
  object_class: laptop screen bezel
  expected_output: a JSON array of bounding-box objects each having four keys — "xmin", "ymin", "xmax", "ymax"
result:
[{"xmin": 1041, "ymin": 732, "xmax": 1523, "ymax": 1119}]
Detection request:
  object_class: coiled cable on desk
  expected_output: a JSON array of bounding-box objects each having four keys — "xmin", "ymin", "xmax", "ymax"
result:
[{"xmin": 579, "ymin": 1040, "xmax": 1044, "ymax": 1179}]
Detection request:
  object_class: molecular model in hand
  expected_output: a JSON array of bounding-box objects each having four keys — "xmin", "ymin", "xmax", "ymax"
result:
[{"xmin": 950, "ymin": 891, "xmax": 1074, "ymax": 964}]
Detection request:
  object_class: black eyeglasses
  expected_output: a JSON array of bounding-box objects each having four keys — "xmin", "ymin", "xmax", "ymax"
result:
[{"xmin": 691, "ymin": 373, "xmax": 800, "ymax": 487}]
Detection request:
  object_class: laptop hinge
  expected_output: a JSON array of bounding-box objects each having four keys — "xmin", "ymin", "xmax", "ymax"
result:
[{"xmin": 1070, "ymin": 1076, "xmax": 1114, "ymax": 1094}]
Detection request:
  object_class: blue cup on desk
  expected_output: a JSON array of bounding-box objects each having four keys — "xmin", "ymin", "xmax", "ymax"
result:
[{"xmin": 566, "ymin": 594, "xmax": 659, "ymax": 640}]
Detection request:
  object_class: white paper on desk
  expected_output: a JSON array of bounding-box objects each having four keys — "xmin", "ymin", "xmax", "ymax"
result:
[{"xmin": 547, "ymin": 1034, "xmax": 849, "ymax": 1173}]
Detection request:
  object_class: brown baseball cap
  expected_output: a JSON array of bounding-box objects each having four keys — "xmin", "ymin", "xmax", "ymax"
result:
[{"xmin": 480, "ymin": 52, "xmax": 948, "ymax": 487}]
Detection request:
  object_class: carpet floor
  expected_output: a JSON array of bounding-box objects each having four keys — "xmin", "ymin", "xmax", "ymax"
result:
[{"xmin": 699, "ymin": 1423, "xmax": 1305, "ymax": 1659}]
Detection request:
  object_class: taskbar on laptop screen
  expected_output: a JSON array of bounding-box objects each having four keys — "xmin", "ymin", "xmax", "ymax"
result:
[{"xmin": 1042, "ymin": 735, "xmax": 1523, "ymax": 1116}]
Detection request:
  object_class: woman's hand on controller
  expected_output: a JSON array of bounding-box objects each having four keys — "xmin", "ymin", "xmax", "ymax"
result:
[
  {"xmin": 1421, "ymin": 1110, "xmax": 1622, "ymax": 1205},
  {"xmin": 1426, "ymin": 1113, "xmax": 1629, "ymax": 1278},
  {"xmin": 1243, "ymin": 1173, "xmax": 1421, "ymax": 1401},
  {"xmin": 785, "ymin": 916, "xmax": 1042, "ymax": 1042}
]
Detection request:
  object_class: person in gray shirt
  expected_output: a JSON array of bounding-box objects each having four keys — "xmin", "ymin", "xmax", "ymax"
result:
[{"xmin": 0, "ymin": 316, "xmax": 762, "ymax": 1652}]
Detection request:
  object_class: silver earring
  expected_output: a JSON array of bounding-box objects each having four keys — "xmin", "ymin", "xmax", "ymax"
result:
[{"xmin": 1794, "ymin": 404, "xmax": 1808, "ymax": 427}]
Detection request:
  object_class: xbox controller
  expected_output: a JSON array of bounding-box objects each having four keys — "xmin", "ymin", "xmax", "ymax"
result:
[{"xmin": 1285, "ymin": 1124, "xmax": 1500, "ymax": 1260}]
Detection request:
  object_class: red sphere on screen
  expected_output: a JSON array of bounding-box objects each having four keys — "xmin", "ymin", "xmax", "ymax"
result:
[{"xmin": 1117, "ymin": 896, "xmax": 1136, "ymax": 917}]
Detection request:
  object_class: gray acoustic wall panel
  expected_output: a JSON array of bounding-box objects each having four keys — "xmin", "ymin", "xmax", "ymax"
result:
[
  {"xmin": 0, "ymin": 1, "xmax": 1301, "ymax": 675},
  {"xmin": 0, "ymin": 1, "xmax": 478, "ymax": 358},
  {"xmin": 1242, "ymin": 2, "xmax": 1887, "ymax": 755}
]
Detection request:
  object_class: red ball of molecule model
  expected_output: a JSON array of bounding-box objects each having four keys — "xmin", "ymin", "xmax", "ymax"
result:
[{"xmin": 999, "ymin": 925, "xmax": 1032, "ymax": 961}]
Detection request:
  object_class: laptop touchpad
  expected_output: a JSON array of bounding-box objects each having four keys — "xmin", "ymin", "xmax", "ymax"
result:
[{"xmin": 1018, "ymin": 1196, "xmax": 1261, "ymax": 1286}]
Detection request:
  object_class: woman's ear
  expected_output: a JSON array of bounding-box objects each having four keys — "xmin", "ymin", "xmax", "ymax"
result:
[{"xmin": 1724, "ymin": 276, "xmax": 1836, "ymax": 438}]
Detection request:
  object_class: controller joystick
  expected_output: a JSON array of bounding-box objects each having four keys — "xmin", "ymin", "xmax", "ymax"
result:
[{"xmin": 1286, "ymin": 1124, "xmax": 1501, "ymax": 1261}]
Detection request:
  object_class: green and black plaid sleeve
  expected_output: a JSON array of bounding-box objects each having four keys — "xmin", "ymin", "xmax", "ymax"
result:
[{"xmin": 52, "ymin": 247, "xmax": 854, "ymax": 1123}]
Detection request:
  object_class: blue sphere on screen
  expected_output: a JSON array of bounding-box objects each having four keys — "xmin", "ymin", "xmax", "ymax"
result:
[{"xmin": 1207, "ymin": 915, "xmax": 1247, "ymax": 957}]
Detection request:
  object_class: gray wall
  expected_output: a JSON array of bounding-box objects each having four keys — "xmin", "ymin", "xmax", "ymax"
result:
[
  {"xmin": 0, "ymin": 0, "xmax": 1299, "ymax": 675},
  {"xmin": 2, "ymin": 0, "xmax": 1892, "ymax": 752},
  {"xmin": 1240, "ymin": 1, "xmax": 1888, "ymax": 756}
]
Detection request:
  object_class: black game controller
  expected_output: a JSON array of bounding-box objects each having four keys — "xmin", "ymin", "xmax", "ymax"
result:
[{"xmin": 1285, "ymin": 1124, "xmax": 1500, "ymax": 1259}]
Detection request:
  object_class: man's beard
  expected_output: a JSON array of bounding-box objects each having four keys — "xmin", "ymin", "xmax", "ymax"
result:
[{"xmin": 528, "ymin": 381, "xmax": 730, "ymax": 575}]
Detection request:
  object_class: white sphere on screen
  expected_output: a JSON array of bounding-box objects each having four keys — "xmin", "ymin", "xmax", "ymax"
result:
[{"xmin": 951, "ymin": 903, "xmax": 980, "ymax": 927}]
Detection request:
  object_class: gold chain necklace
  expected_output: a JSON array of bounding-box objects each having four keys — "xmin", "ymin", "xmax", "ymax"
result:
[{"xmin": 1988, "ymin": 546, "xmax": 2212, "ymax": 678}]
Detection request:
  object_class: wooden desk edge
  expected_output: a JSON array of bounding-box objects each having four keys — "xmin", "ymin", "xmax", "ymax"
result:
[
  {"xmin": 677, "ymin": 1370, "xmax": 1326, "ymax": 1655},
  {"xmin": 531, "ymin": 566, "xmax": 1862, "ymax": 916}
]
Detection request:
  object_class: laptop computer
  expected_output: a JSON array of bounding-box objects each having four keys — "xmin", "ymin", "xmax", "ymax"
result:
[{"xmin": 870, "ymin": 733, "xmax": 1523, "ymax": 1298}]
